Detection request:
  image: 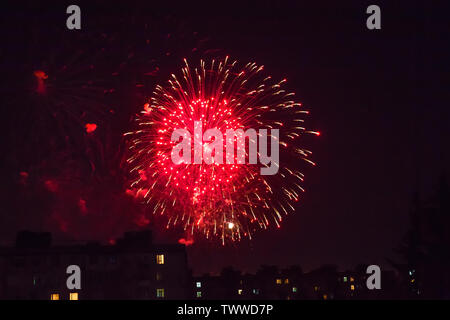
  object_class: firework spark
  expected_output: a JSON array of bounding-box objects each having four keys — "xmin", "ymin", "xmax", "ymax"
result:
[{"xmin": 126, "ymin": 57, "xmax": 319, "ymax": 244}]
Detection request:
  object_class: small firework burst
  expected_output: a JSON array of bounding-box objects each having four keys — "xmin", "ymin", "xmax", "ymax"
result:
[{"xmin": 2, "ymin": 10, "xmax": 212, "ymax": 241}]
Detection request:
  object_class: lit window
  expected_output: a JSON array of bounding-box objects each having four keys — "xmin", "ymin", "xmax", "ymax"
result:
[
  {"xmin": 314, "ymin": 286, "xmax": 319, "ymax": 292},
  {"xmin": 70, "ymin": 292, "xmax": 78, "ymax": 300},
  {"xmin": 196, "ymin": 281, "xmax": 201, "ymax": 288},
  {"xmin": 323, "ymin": 294, "xmax": 328, "ymax": 300},
  {"xmin": 276, "ymin": 279, "xmax": 282, "ymax": 284},
  {"xmin": 196, "ymin": 291, "xmax": 202, "ymax": 298},
  {"xmin": 284, "ymin": 279, "xmax": 289, "ymax": 284},
  {"xmin": 238, "ymin": 289, "xmax": 243, "ymax": 295},
  {"xmin": 292, "ymin": 287, "xmax": 297, "ymax": 293},
  {"xmin": 343, "ymin": 276, "xmax": 347, "ymax": 282},
  {"xmin": 253, "ymin": 289, "xmax": 260, "ymax": 295},
  {"xmin": 156, "ymin": 254, "xmax": 164, "ymax": 265},
  {"xmin": 50, "ymin": 293, "xmax": 59, "ymax": 300},
  {"xmin": 156, "ymin": 288, "xmax": 165, "ymax": 298},
  {"xmin": 350, "ymin": 285, "xmax": 355, "ymax": 291},
  {"xmin": 350, "ymin": 277, "xmax": 354, "ymax": 282}
]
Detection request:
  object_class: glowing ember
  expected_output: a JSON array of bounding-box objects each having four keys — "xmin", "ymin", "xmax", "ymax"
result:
[
  {"xmin": 85, "ymin": 123, "xmax": 97, "ymax": 133},
  {"xmin": 34, "ymin": 70, "xmax": 48, "ymax": 94}
]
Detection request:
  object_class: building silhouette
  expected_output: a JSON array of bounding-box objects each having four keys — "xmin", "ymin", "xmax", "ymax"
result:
[
  {"xmin": 191, "ymin": 264, "xmax": 402, "ymax": 300},
  {"xmin": 0, "ymin": 230, "xmax": 417, "ymax": 300},
  {"xmin": 0, "ymin": 230, "xmax": 189, "ymax": 300}
]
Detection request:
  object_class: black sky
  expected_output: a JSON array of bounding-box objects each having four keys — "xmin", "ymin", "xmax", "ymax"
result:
[{"xmin": 1, "ymin": 0, "xmax": 449, "ymax": 275}]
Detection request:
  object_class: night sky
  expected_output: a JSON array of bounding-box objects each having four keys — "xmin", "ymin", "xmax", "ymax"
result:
[{"xmin": 0, "ymin": 0, "xmax": 448, "ymax": 275}]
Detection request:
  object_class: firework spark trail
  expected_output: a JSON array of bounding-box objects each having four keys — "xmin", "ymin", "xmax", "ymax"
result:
[{"xmin": 126, "ymin": 57, "xmax": 319, "ymax": 244}]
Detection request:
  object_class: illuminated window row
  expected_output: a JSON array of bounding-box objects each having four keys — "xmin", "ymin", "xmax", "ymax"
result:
[
  {"xmin": 50, "ymin": 292, "xmax": 78, "ymax": 300},
  {"xmin": 276, "ymin": 278, "xmax": 290, "ymax": 284},
  {"xmin": 53, "ymin": 290, "xmax": 166, "ymax": 299},
  {"xmin": 342, "ymin": 276, "xmax": 355, "ymax": 283}
]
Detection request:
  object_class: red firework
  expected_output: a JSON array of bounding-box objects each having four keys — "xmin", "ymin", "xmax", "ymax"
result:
[{"xmin": 125, "ymin": 57, "xmax": 319, "ymax": 244}]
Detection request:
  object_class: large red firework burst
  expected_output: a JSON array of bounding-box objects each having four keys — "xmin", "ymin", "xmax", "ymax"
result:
[{"xmin": 125, "ymin": 57, "xmax": 319, "ymax": 244}]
